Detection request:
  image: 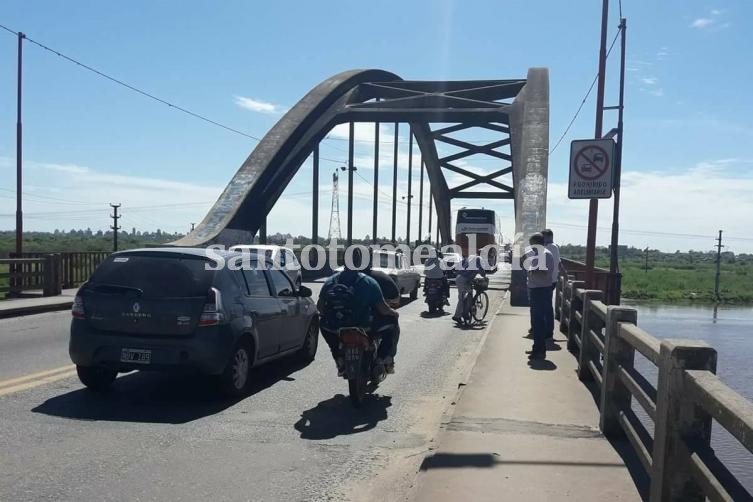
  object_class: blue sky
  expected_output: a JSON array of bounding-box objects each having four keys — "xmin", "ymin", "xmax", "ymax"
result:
[{"xmin": 1, "ymin": 0, "xmax": 752, "ymax": 252}]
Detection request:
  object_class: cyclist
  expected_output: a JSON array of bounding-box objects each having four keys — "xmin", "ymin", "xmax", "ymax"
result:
[{"xmin": 452, "ymin": 250, "xmax": 486, "ymax": 324}]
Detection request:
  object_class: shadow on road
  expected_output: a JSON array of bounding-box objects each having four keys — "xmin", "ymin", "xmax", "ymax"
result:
[
  {"xmin": 294, "ymin": 393, "xmax": 392, "ymax": 440},
  {"xmin": 31, "ymin": 358, "xmax": 310, "ymax": 425},
  {"xmin": 420, "ymin": 310, "xmax": 451, "ymax": 319},
  {"xmin": 420, "ymin": 452, "xmax": 631, "ymax": 471},
  {"xmin": 527, "ymin": 359, "xmax": 557, "ymax": 371}
]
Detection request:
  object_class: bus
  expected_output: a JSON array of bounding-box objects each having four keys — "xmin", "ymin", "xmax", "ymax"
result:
[{"xmin": 454, "ymin": 208, "xmax": 503, "ymax": 272}]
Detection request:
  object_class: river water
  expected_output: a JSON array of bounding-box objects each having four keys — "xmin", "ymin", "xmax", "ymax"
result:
[{"xmin": 623, "ymin": 301, "xmax": 753, "ymax": 494}]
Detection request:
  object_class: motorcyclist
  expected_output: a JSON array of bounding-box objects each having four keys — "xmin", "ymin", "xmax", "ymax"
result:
[
  {"xmin": 423, "ymin": 246, "xmax": 450, "ymax": 305},
  {"xmin": 317, "ymin": 248, "xmax": 399, "ymax": 375},
  {"xmin": 353, "ymin": 247, "xmax": 401, "ymax": 373}
]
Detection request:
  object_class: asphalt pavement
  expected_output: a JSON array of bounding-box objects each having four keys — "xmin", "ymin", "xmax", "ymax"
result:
[{"xmin": 0, "ymin": 271, "xmax": 509, "ymax": 502}]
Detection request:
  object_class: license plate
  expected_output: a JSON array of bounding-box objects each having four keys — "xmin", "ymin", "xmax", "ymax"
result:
[
  {"xmin": 344, "ymin": 347, "xmax": 361, "ymax": 361},
  {"xmin": 120, "ymin": 348, "xmax": 152, "ymax": 364}
]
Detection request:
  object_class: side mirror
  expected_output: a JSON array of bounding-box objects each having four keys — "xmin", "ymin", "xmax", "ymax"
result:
[{"xmin": 298, "ymin": 285, "xmax": 313, "ymax": 298}]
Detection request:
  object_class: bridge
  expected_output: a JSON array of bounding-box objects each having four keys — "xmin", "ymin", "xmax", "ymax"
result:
[{"xmin": 1, "ymin": 68, "xmax": 753, "ymax": 501}]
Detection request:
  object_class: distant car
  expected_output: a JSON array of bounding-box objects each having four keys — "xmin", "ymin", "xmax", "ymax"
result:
[
  {"xmin": 335, "ymin": 250, "xmax": 421, "ymax": 301},
  {"xmin": 69, "ymin": 248, "xmax": 318, "ymax": 396},
  {"xmin": 229, "ymin": 244, "xmax": 302, "ymax": 288},
  {"xmin": 442, "ymin": 252, "xmax": 462, "ymax": 281},
  {"xmin": 373, "ymin": 250, "xmax": 421, "ymax": 300}
]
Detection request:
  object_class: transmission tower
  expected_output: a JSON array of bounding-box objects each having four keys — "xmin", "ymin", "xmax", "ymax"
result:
[{"xmin": 327, "ymin": 171, "xmax": 342, "ymax": 240}]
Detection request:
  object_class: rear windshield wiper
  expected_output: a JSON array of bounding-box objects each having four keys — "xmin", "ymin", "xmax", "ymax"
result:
[{"xmin": 86, "ymin": 283, "xmax": 144, "ymax": 296}]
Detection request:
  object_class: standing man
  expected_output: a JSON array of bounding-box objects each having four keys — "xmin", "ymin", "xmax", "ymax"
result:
[
  {"xmin": 542, "ymin": 229, "xmax": 561, "ymax": 341},
  {"xmin": 525, "ymin": 233, "xmax": 554, "ymax": 360},
  {"xmin": 452, "ymin": 251, "xmax": 486, "ymax": 324}
]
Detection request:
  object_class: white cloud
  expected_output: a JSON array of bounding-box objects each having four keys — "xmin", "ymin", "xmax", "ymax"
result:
[
  {"xmin": 649, "ymin": 88, "xmax": 665, "ymax": 97},
  {"xmin": 547, "ymin": 159, "xmax": 753, "ymax": 252},
  {"xmin": 234, "ymin": 96, "xmax": 282, "ymax": 114},
  {"xmin": 641, "ymin": 77, "xmax": 658, "ymax": 85},
  {"xmin": 691, "ymin": 18, "xmax": 714, "ymax": 29}
]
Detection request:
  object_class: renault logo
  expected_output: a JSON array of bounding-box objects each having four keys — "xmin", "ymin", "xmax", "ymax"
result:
[{"xmin": 132, "ymin": 302, "xmax": 141, "ymax": 313}]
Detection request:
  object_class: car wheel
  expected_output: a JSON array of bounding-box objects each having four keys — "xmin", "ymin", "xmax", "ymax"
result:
[
  {"xmin": 221, "ymin": 339, "xmax": 252, "ymax": 397},
  {"xmin": 410, "ymin": 281, "xmax": 419, "ymax": 300},
  {"xmin": 297, "ymin": 320, "xmax": 319, "ymax": 363},
  {"xmin": 76, "ymin": 365, "xmax": 117, "ymax": 392}
]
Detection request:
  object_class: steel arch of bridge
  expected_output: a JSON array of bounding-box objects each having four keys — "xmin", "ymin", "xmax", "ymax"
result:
[{"xmin": 171, "ymin": 68, "xmax": 548, "ymax": 248}]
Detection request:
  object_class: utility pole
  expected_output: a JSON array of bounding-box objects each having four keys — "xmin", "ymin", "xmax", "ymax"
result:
[
  {"xmin": 715, "ymin": 230, "xmax": 724, "ymax": 302},
  {"xmin": 644, "ymin": 247, "xmax": 649, "ymax": 273},
  {"xmin": 406, "ymin": 127, "xmax": 413, "ymax": 245},
  {"xmin": 15, "ymin": 32, "xmax": 25, "ymax": 257},
  {"xmin": 608, "ymin": 17, "xmax": 627, "ymax": 304},
  {"xmin": 110, "ymin": 204, "xmax": 121, "ymax": 252},
  {"xmin": 391, "ymin": 123, "xmax": 399, "ymax": 243},
  {"xmin": 584, "ymin": 0, "xmax": 610, "ymax": 289}
]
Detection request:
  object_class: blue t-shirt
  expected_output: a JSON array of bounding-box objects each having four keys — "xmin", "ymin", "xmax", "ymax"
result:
[{"xmin": 320, "ymin": 271, "xmax": 384, "ymax": 328}]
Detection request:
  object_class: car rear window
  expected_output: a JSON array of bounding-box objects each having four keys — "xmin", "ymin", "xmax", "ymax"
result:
[{"xmin": 89, "ymin": 253, "xmax": 215, "ymax": 298}]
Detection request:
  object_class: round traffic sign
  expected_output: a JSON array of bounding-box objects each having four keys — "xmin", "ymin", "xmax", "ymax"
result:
[{"xmin": 574, "ymin": 145, "xmax": 610, "ymax": 180}]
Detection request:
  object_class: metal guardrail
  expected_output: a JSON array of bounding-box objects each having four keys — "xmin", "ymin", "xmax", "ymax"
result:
[{"xmin": 558, "ymin": 276, "xmax": 753, "ymax": 501}]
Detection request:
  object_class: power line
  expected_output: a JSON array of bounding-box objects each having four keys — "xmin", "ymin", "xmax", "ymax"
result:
[
  {"xmin": 0, "ymin": 23, "xmax": 262, "ymax": 142},
  {"xmin": 549, "ymin": 26, "xmax": 622, "ymax": 155}
]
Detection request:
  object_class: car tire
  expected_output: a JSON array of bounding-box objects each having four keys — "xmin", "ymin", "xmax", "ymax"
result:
[
  {"xmin": 221, "ymin": 338, "xmax": 253, "ymax": 397},
  {"xmin": 410, "ymin": 282, "xmax": 419, "ymax": 300},
  {"xmin": 76, "ymin": 365, "xmax": 117, "ymax": 392},
  {"xmin": 297, "ymin": 320, "xmax": 319, "ymax": 363}
]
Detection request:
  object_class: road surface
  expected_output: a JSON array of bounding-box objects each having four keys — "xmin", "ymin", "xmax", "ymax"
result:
[{"xmin": 0, "ymin": 271, "xmax": 509, "ymax": 502}]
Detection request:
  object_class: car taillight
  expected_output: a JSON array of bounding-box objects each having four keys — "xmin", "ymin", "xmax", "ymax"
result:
[
  {"xmin": 339, "ymin": 329, "xmax": 369, "ymax": 348},
  {"xmin": 199, "ymin": 287, "xmax": 225, "ymax": 327},
  {"xmin": 72, "ymin": 295, "xmax": 86, "ymax": 319}
]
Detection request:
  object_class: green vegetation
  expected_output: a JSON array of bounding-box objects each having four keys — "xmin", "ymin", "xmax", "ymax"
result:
[
  {"xmin": 560, "ymin": 244, "xmax": 753, "ymax": 304},
  {"xmin": 2, "ymin": 231, "xmax": 752, "ymax": 304}
]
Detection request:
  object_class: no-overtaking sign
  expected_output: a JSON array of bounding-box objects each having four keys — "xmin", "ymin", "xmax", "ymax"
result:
[{"xmin": 568, "ymin": 139, "xmax": 615, "ymax": 199}]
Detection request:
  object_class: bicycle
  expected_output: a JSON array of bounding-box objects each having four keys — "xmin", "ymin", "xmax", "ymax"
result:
[{"xmin": 459, "ymin": 276, "xmax": 489, "ymax": 326}]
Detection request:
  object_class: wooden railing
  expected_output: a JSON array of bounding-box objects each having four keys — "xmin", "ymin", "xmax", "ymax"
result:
[
  {"xmin": 7, "ymin": 252, "xmax": 110, "ymax": 290},
  {"xmin": 1, "ymin": 252, "xmax": 110, "ymax": 298},
  {"xmin": 558, "ymin": 277, "xmax": 753, "ymax": 501},
  {"xmin": 0, "ymin": 256, "xmax": 62, "ymax": 297}
]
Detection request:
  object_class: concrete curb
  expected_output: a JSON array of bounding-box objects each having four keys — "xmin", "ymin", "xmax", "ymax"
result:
[{"xmin": 0, "ymin": 301, "xmax": 73, "ymax": 319}]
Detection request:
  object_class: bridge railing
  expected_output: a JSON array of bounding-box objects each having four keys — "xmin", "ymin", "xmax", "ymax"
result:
[
  {"xmin": 558, "ymin": 277, "xmax": 753, "ymax": 501},
  {"xmin": 0, "ymin": 256, "xmax": 63, "ymax": 298}
]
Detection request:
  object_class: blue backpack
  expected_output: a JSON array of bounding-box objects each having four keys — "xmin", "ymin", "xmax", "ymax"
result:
[{"xmin": 323, "ymin": 273, "xmax": 364, "ymax": 328}]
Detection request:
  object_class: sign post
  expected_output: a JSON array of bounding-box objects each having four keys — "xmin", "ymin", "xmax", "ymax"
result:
[{"xmin": 568, "ymin": 139, "xmax": 615, "ymax": 199}]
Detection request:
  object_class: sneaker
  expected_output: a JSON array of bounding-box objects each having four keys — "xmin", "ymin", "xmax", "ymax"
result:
[
  {"xmin": 452, "ymin": 316, "xmax": 461, "ymax": 323},
  {"xmin": 384, "ymin": 363, "xmax": 395, "ymax": 374}
]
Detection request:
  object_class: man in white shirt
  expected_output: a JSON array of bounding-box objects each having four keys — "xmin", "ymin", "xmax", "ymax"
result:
[{"xmin": 542, "ymin": 229, "xmax": 561, "ymax": 340}]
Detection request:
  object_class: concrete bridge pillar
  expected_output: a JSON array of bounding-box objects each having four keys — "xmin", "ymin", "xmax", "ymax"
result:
[{"xmin": 509, "ymin": 67, "xmax": 549, "ymax": 306}]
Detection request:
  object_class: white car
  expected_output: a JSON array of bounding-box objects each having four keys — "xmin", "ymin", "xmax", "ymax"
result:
[
  {"xmin": 335, "ymin": 250, "xmax": 421, "ymax": 300},
  {"xmin": 229, "ymin": 244, "xmax": 303, "ymax": 288},
  {"xmin": 373, "ymin": 250, "xmax": 421, "ymax": 300}
]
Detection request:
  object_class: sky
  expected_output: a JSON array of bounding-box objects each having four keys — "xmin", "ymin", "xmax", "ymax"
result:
[{"xmin": 1, "ymin": 0, "xmax": 752, "ymax": 253}]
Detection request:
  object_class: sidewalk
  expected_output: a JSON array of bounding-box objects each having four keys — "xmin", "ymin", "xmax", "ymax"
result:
[
  {"xmin": 411, "ymin": 302, "xmax": 643, "ymax": 501},
  {"xmin": 0, "ymin": 289, "xmax": 78, "ymax": 319}
]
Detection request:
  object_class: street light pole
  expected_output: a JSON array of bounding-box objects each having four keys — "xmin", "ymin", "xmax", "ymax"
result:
[{"xmin": 15, "ymin": 32, "xmax": 25, "ymax": 256}]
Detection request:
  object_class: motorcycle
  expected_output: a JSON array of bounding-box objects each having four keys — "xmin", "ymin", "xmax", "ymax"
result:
[
  {"xmin": 424, "ymin": 277, "xmax": 447, "ymax": 314},
  {"xmin": 338, "ymin": 326, "xmax": 388, "ymax": 407}
]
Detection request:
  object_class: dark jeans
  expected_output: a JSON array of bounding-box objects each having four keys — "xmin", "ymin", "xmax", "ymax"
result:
[
  {"xmin": 529, "ymin": 286, "xmax": 551, "ymax": 355},
  {"xmin": 320, "ymin": 317, "xmax": 400, "ymax": 361}
]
